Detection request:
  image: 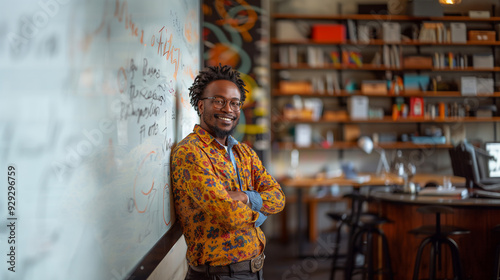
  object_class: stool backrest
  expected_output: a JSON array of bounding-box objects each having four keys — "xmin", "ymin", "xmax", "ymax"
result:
[{"xmin": 343, "ymin": 193, "xmax": 371, "ymax": 226}]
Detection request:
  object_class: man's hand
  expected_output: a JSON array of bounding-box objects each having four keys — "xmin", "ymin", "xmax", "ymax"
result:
[{"xmin": 227, "ymin": 191, "xmax": 249, "ymax": 204}]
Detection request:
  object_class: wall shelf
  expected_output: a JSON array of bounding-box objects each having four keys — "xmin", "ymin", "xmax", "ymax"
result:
[
  {"xmin": 272, "ymin": 14, "xmax": 500, "ymax": 22},
  {"xmin": 280, "ymin": 117, "xmax": 500, "ymax": 124},
  {"xmin": 277, "ymin": 142, "xmax": 454, "ymax": 150},
  {"xmin": 272, "ymin": 90, "xmax": 500, "ymax": 97},
  {"xmin": 270, "ymin": 11, "xmax": 500, "ymax": 159},
  {"xmin": 272, "ymin": 39, "xmax": 500, "ymax": 46},
  {"xmin": 272, "ymin": 63, "xmax": 500, "ymax": 72}
]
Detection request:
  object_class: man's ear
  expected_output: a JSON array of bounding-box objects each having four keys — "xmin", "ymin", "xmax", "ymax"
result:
[{"xmin": 198, "ymin": 99, "xmax": 204, "ymax": 115}]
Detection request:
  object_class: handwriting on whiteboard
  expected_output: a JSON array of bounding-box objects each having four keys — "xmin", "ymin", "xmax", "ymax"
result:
[{"xmin": 114, "ymin": 0, "xmax": 181, "ymax": 80}]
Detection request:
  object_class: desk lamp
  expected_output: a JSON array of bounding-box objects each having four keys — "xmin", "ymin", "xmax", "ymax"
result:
[{"xmin": 358, "ymin": 136, "xmax": 390, "ymax": 175}]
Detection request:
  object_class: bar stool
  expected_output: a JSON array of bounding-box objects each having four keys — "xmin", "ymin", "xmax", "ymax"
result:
[
  {"xmin": 409, "ymin": 205, "xmax": 470, "ymax": 280},
  {"xmin": 327, "ymin": 193, "xmax": 393, "ymax": 280}
]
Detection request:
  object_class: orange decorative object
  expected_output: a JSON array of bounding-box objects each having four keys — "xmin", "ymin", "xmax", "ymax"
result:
[
  {"xmin": 439, "ymin": 102, "xmax": 446, "ymax": 119},
  {"xmin": 207, "ymin": 43, "xmax": 240, "ymax": 68},
  {"xmin": 392, "ymin": 104, "xmax": 399, "ymax": 120}
]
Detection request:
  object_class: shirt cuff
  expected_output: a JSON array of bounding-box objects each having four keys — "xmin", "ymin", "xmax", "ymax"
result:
[
  {"xmin": 243, "ymin": 191, "xmax": 263, "ymax": 212},
  {"xmin": 255, "ymin": 212, "xmax": 267, "ymax": 227}
]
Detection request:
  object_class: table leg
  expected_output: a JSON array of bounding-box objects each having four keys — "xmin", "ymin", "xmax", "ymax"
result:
[
  {"xmin": 308, "ymin": 199, "xmax": 318, "ymax": 243},
  {"xmin": 297, "ymin": 188, "xmax": 306, "ymax": 258}
]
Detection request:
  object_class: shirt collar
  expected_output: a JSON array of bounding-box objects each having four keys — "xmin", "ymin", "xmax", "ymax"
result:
[
  {"xmin": 226, "ymin": 133, "xmax": 238, "ymax": 150},
  {"xmin": 193, "ymin": 124, "xmax": 239, "ymax": 148}
]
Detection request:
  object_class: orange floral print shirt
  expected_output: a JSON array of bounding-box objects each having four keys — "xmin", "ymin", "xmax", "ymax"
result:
[{"xmin": 171, "ymin": 125, "xmax": 285, "ymax": 266}]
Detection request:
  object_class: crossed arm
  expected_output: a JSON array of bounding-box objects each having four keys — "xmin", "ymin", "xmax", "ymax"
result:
[{"xmin": 171, "ymin": 145, "xmax": 285, "ymax": 230}]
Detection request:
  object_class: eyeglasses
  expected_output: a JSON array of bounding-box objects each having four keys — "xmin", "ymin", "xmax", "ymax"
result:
[{"xmin": 200, "ymin": 96, "xmax": 243, "ymax": 112}]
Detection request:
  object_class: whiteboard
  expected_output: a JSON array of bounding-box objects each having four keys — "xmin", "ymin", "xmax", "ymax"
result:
[{"xmin": 0, "ymin": 1, "xmax": 199, "ymax": 279}]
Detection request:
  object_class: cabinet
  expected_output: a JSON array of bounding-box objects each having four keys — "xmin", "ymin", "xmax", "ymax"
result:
[{"xmin": 270, "ymin": 14, "xmax": 500, "ymax": 153}]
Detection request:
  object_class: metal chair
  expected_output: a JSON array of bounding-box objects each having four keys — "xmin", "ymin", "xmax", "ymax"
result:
[
  {"xmin": 327, "ymin": 192, "xmax": 393, "ymax": 280},
  {"xmin": 409, "ymin": 205, "xmax": 470, "ymax": 280}
]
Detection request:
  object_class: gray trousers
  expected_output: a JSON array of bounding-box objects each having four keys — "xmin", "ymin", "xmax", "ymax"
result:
[{"xmin": 184, "ymin": 267, "xmax": 264, "ymax": 280}]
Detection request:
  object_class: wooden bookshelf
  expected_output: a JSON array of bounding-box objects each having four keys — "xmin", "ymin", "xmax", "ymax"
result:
[
  {"xmin": 280, "ymin": 116, "xmax": 500, "ymax": 124},
  {"xmin": 272, "ymin": 13, "xmax": 500, "ymax": 22},
  {"xmin": 270, "ymin": 12, "xmax": 500, "ymax": 159},
  {"xmin": 272, "ymin": 63, "xmax": 500, "ymax": 72},
  {"xmin": 272, "ymin": 90, "xmax": 500, "ymax": 97},
  {"xmin": 277, "ymin": 142, "xmax": 454, "ymax": 150},
  {"xmin": 272, "ymin": 38, "xmax": 500, "ymax": 46}
]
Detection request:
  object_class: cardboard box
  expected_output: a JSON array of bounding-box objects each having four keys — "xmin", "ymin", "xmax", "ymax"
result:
[
  {"xmin": 311, "ymin": 24, "xmax": 345, "ymax": 42},
  {"xmin": 343, "ymin": 124, "xmax": 361, "ymax": 142},
  {"xmin": 283, "ymin": 108, "xmax": 314, "ymax": 120},
  {"xmin": 379, "ymin": 132, "xmax": 398, "ymax": 143},
  {"xmin": 279, "ymin": 81, "xmax": 312, "ymax": 94},
  {"xmin": 361, "ymin": 80, "xmax": 387, "ymax": 95},
  {"xmin": 323, "ymin": 110, "xmax": 348, "ymax": 121},
  {"xmin": 461, "ymin": 76, "xmax": 477, "ymax": 96},
  {"xmin": 468, "ymin": 30, "xmax": 496, "ymax": 42},
  {"xmin": 469, "ymin": 10, "xmax": 490, "ymax": 18},
  {"xmin": 409, "ymin": 0, "xmax": 443, "ymax": 17},
  {"xmin": 403, "ymin": 56, "xmax": 433, "ymax": 68},
  {"xmin": 473, "ymin": 54, "xmax": 494, "ymax": 68},
  {"xmin": 477, "ymin": 78, "xmax": 494, "ymax": 94},
  {"xmin": 357, "ymin": 4, "xmax": 388, "ymax": 14}
]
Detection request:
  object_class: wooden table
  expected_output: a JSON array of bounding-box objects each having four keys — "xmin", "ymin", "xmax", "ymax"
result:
[
  {"xmin": 279, "ymin": 174, "xmax": 465, "ymax": 257},
  {"xmin": 371, "ymin": 191, "xmax": 500, "ymax": 279}
]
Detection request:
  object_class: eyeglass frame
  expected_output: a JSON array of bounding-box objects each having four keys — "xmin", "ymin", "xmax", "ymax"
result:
[{"xmin": 199, "ymin": 96, "xmax": 244, "ymax": 111}]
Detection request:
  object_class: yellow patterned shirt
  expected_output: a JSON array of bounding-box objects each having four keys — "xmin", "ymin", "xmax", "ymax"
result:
[{"xmin": 171, "ymin": 125, "xmax": 285, "ymax": 266}]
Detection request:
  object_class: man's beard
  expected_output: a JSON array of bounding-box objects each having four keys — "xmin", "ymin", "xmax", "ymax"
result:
[
  {"xmin": 211, "ymin": 123, "xmax": 237, "ymax": 140},
  {"xmin": 203, "ymin": 111, "xmax": 239, "ymax": 141}
]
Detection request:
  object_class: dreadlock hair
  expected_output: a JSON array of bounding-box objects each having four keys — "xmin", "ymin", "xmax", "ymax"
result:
[{"xmin": 189, "ymin": 64, "xmax": 248, "ymax": 116}]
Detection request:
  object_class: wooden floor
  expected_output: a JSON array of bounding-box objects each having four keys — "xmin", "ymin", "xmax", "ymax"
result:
[{"xmin": 263, "ymin": 232, "xmax": 365, "ymax": 280}]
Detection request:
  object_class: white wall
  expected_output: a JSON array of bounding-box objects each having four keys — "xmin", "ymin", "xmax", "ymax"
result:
[{"xmin": 147, "ymin": 237, "xmax": 188, "ymax": 280}]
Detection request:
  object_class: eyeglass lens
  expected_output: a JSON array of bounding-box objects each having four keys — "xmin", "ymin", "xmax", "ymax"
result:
[{"xmin": 211, "ymin": 97, "xmax": 241, "ymax": 111}]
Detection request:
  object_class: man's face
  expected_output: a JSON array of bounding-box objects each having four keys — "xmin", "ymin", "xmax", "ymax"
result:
[{"xmin": 198, "ymin": 80, "xmax": 241, "ymax": 144}]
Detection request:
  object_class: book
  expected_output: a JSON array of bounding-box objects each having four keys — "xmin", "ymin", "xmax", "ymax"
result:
[
  {"xmin": 325, "ymin": 74, "xmax": 334, "ymax": 95},
  {"xmin": 347, "ymin": 19, "xmax": 357, "ymax": 42},
  {"xmin": 307, "ymin": 46, "xmax": 318, "ymax": 67},
  {"xmin": 279, "ymin": 46, "xmax": 289, "ymax": 66},
  {"xmin": 332, "ymin": 72, "xmax": 341, "ymax": 94},
  {"xmin": 391, "ymin": 45, "xmax": 400, "ymax": 68},
  {"xmin": 330, "ymin": 51, "xmax": 341, "ymax": 66},
  {"xmin": 383, "ymin": 45, "xmax": 390, "ymax": 67},
  {"xmin": 358, "ymin": 24, "xmax": 370, "ymax": 43},
  {"xmin": 371, "ymin": 51, "xmax": 381, "ymax": 66},
  {"xmin": 289, "ymin": 46, "xmax": 298, "ymax": 67},
  {"xmin": 349, "ymin": 51, "xmax": 363, "ymax": 67}
]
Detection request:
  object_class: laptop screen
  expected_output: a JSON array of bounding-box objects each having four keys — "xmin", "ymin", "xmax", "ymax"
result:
[{"xmin": 485, "ymin": 142, "xmax": 500, "ymax": 178}]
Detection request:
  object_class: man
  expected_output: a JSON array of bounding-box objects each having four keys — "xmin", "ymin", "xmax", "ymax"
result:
[{"xmin": 171, "ymin": 64, "xmax": 285, "ymax": 280}]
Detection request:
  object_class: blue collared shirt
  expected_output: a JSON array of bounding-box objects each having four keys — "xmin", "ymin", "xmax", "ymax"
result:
[{"xmin": 226, "ymin": 135, "xmax": 267, "ymax": 227}]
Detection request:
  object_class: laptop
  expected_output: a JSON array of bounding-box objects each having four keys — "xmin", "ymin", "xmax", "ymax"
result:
[
  {"xmin": 484, "ymin": 142, "xmax": 500, "ymax": 178},
  {"xmin": 476, "ymin": 142, "xmax": 500, "ymax": 186}
]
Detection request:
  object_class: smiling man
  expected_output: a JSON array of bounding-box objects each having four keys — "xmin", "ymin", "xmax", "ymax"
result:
[{"xmin": 171, "ymin": 64, "xmax": 285, "ymax": 280}]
